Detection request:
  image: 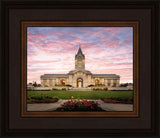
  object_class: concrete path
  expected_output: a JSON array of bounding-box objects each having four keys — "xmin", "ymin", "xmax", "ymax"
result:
[
  {"xmin": 69, "ymin": 88, "xmax": 92, "ymax": 91},
  {"xmin": 27, "ymin": 100, "xmax": 133, "ymax": 112}
]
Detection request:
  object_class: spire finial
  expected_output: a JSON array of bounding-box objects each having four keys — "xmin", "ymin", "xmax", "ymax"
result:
[
  {"xmin": 79, "ymin": 42, "xmax": 81, "ymax": 48},
  {"xmin": 75, "ymin": 42, "xmax": 85, "ymax": 58}
]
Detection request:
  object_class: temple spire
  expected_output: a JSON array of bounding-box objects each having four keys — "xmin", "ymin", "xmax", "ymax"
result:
[{"xmin": 75, "ymin": 43, "xmax": 84, "ymax": 58}]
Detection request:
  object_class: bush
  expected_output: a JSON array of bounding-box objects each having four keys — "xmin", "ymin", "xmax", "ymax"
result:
[
  {"xmin": 31, "ymin": 96, "xmax": 44, "ymax": 100},
  {"xmin": 65, "ymin": 84, "xmax": 72, "ymax": 87},
  {"xmin": 27, "ymin": 97, "xmax": 59, "ymax": 104},
  {"xmin": 55, "ymin": 84, "xmax": 67, "ymax": 87},
  {"xmin": 119, "ymin": 83, "xmax": 129, "ymax": 87},
  {"xmin": 45, "ymin": 96, "xmax": 53, "ymax": 99},
  {"xmin": 44, "ymin": 84, "xmax": 48, "ymax": 87},
  {"xmin": 95, "ymin": 84, "xmax": 105, "ymax": 87},
  {"xmin": 103, "ymin": 87, "xmax": 108, "ymax": 91},
  {"xmin": 37, "ymin": 84, "xmax": 41, "ymax": 87},
  {"xmin": 52, "ymin": 88, "xmax": 58, "ymax": 90},
  {"xmin": 93, "ymin": 88, "xmax": 103, "ymax": 91},
  {"xmin": 88, "ymin": 84, "xmax": 94, "ymax": 87},
  {"xmin": 62, "ymin": 88, "xmax": 66, "ymax": 91}
]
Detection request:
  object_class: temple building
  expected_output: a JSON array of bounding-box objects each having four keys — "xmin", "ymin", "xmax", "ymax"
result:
[{"xmin": 40, "ymin": 47, "xmax": 120, "ymax": 88}]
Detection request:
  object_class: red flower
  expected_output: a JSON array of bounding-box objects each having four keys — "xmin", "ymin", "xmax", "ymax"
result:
[
  {"xmin": 29, "ymin": 94, "xmax": 31, "ymax": 97},
  {"xmin": 40, "ymin": 93, "xmax": 43, "ymax": 95}
]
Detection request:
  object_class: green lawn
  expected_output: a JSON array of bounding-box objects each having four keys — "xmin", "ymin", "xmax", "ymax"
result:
[{"xmin": 27, "ymin": 90, "xmax": 133, "ymax": 100}]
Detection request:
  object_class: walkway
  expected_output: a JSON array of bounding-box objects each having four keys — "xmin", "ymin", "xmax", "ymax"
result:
[
  {"xmin": 69, "ymin": 88, "xmax": 92, "ymax": 91},
  {"xmin": 27, "ymin": 100, "xmax": 133, "ymax": 112}
]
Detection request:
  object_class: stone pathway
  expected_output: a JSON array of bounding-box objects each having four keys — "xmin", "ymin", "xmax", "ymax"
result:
[
  {"xmin": 69, "ymin": 88, "xmax": 92, "ymax": 91},
  {"xmin": 27, "ymin": 100, "xmax": 133, "ymax": 112}
]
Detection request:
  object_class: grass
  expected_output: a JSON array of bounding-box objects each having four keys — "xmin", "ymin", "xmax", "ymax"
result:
[{"xmin": 27, "ymin": 90, "xmax": 133, "ymax": 100}]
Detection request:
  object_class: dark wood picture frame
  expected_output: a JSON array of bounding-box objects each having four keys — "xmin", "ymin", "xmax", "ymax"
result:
[
  {"xmin": 1, "ymin": 0, "xmax": 159, "ymax": 137},
  {"xmin": 21, "ymin": 21, "xmax": 139, "ymax": 117}
]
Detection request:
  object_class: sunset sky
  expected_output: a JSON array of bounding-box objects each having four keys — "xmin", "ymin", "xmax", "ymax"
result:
[{"xmin": 27, "ymin": 27, "xmax": 133, "ymax": 84}]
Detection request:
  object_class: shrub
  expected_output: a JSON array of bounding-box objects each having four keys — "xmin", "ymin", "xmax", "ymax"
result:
[
  {"xmin": 95, "ymin": 84, "xmax": 105, "ymax": 87},
  {"xmin": 65, "ymin": 84, "xmax": 72, "ymax": 87},
  {"xmin": 52, "ymin": 88, "xmax": 58, "ymax": 90},
  {"xmin": 27, "ymin": 94, "xmax": 32, "ymax": 100},
  {"xmin": 45, "ymin": 96, "xmax": 53, "ymax": 99},
  {"xmin": 93, "ymin": 88, "xmax": 104, "ymax": 91},
  {"xmin": 31, "ymin": 96, "xmax": 44, "ymax": 100},
  {"xmin": 37, "ymin": 84, "xmax": 41, "ymax": 87},
  {"xmin": 44, "ymin": 84, "xmax": 48, "ymax": 87},
  {"xmin": 103, "ymin": 87, "xmax": 108, "ymax": 91},
  {"xmin": 55, "ymin": 84, "xmax": 67, "ymax": 87},
  {"xmin": 62, "ymin": 88, "xmax": 66, "ymax": 91},
  {"xmin": 93, "ymin": 88, "xmax": 99, "ymax": 91},
  {"xmin": 27, "ymin": 96, "xmax": 31, "ymax": 100},
  {"xmin": 88, "ymin": 84, "xmax": 94, "ymax": 87}
]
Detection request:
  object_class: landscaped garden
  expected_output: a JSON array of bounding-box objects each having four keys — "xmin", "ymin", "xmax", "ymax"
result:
[
  {"xmin": 27, "ymin": 90, "xmax": 133, "ymax": 103},
  {"xmin": 27, "ymin": 90, "xmax": 133, "ymax": 111}
]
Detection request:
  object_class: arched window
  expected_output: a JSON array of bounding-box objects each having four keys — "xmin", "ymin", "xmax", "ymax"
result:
[
  {"xmin": 95, "ymin": 79, "xmax": 100, "ymax": 85},
  {"xmin": 60, "ymin": 79, "xmax": 65, "ymax": 85}
]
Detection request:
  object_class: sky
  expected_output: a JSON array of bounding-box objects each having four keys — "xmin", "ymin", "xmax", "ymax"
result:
[{"xmin": 27, "ymin": 27, "xmax": 133, "ymax": 84}]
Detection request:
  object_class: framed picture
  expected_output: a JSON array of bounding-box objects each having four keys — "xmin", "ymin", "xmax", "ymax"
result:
[
  {"xmin": 1, "ymin": 0, "xmax": 159, "ymax": 137},
  {"xmin": 21, "ymin": 21, "xmax": 139, "ymax": 117}
]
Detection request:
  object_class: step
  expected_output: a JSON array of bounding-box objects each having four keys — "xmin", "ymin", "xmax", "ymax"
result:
[{"xmin": 69, "ymin": 88, "xmax": 92, "ymax": 91}]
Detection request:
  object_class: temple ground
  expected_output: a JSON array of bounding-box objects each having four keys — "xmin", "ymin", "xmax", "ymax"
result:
[
  {"xmin": 27, "ymin": 99, "xmax": 133, "ymax": 112},
  {"xmin": 27, "ymin": 90, "xmax": 133, "ymax": 100}
]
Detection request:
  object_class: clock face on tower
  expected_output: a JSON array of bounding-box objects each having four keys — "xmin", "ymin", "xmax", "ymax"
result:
[
  {"xmin": 78, "ymin": 61, "xmax": 82, "ymax": 67},
  {"xmin": 75, "ymin": 48, "xmax": 85, "ymax": 70},
  {"xmin": 77, "ymin": 56, "xmax": 82, "ymax": 67}
]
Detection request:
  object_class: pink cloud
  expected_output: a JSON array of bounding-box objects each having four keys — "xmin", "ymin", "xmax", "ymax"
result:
[{"xmin": 27, "ymin": 27, "xmax": 133, "ymax": 84}]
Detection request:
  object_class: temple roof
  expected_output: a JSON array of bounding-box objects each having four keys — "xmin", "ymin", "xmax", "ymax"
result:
[
  {"xmin": 93, "ymin": 74, "xmax": 117, "ymax": 76},
  {"xmin": 92, "ymin": 74, "xmax": 120, "ymax": 78},
  {"xmin": 68, "ymin": 69, "xmax": 92, "ymax": 75},
  {"xmin": 41, "ymin": 74, "xmax": 68, "ymax": 78},
  {"xmin": 40, "ymin": 73, "xmax": 120, "ymax": 78}
]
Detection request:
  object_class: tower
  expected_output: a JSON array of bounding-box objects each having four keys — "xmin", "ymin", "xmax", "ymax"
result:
[{"xmin": 75, "ymin": 44, "xmax": 85, "ymax": 70}]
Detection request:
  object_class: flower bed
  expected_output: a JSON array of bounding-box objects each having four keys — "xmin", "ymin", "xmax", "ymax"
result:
[
  {"xmin": 27, "ymin": 94, "xmax": 59, "ymax": 103},
  {"xmin": 101, "ymin": 97, "xmax": 133, "ymax": 104},
  {"xmin": 92, "ymin": 87, "xmax": 108, "ymax": 91},
  {"xmin": 27, "ymin": 97, "xmax": 59, "ymax": 104},
  {"xmin": 56, "ymin": 99, "xmax": 104, "ymax": 111}
]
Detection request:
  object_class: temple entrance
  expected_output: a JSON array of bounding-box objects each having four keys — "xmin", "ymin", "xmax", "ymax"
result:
[
  {"xmin": 77, "ymin": 78, "xmax": 83, "ymax": 88},
  {"xmin": 95, "ymin": 79, "xmax": 100, "ymax": 85},
  {"xmin": 60, "ymin": 79, "xmax": 65, "ymax": 85}
]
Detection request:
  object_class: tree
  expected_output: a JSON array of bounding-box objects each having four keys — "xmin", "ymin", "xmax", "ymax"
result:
[
  {"xmin": 33, "ymin": 81, "xmax": 38, "ymax": 87},
  {"xmin": 37, "ymin": 84, "xmax": 41, "ymax": 87}
]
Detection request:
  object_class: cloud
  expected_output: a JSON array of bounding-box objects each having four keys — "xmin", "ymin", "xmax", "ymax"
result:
[{"xmin": 27, "ymin": 27, "xmax": 133, "ymax": 83}]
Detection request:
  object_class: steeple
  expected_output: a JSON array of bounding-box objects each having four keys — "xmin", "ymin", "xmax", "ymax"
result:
[
  {"xmin": 75, "ymin": 43, "xmax": 85, "ymax": 70},
  {"xmin": 75, "ymin": 43, "xmax": 85, "ymax": 58}
]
